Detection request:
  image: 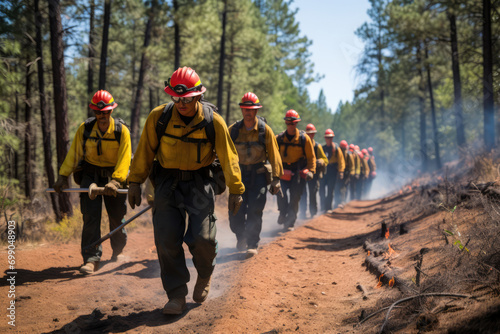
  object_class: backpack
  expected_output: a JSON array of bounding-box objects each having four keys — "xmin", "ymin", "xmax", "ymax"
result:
[
  {"xmin": 73, "ymin": 117, "xmax": 129, "ymax": 185},
  {"xmin": 323, "ymin": 142, "xmax": 338, "ymax": 161},
  {"xmin": 229, "ymin": 115, "xmax": 267, "ymax": 150},
  {"xmin": 276, "ymin": 130, "xmax": 307, "ymax": 158},
  {"xmin": 153, "ymin": 99, "xmax": 225, "ymax": 194}
]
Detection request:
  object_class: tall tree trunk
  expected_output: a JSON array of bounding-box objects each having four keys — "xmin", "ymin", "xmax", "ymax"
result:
[
  {"xmin": 482, "ymin": 0, "xmax": 495, "ymax": 149},
  {"xmin": 173, "ymin": 0, "xmax": 180, "ymax": 69},
  {"xmin": 87, "ymin": 0, "xmax": 95, "ymax": 118},
  {"xmin": 425, "ymin": 46, "xmax": 442, "ymax": 170},
  {"xmin": 149, "ymin": 87, "xmax": 154, "ymax": 112},
  {"xmin": 48, "ymin": 0, "xmax": 73, "ymax": 216},
  {"xmin": 98, "ymin": 0, "xmax": 111, "ymax": 90},
  {"xmin": 417, "ymin": 44, "xmax": 427, "ymax": 172},
  {"xmin": 448, "ymin": 10, "xmax": 466, "ymax": 147},
  {"xmin": 130, "ymin": 0, "xmax": 156, "ymax": 149},
  {"xmin": 24, "ymin": 57, "xmax": 33, "ymax": 200},
  {"xmin": 35, "ymin": 0, "xmax": 60, "ymax": 220},
  {"xmin": 225, "ymin": 41, "xmax": 234, "ymax": 123},
  {"xmin": 217, "ymin": 0, "xmax": 227, "ymax": 111}
]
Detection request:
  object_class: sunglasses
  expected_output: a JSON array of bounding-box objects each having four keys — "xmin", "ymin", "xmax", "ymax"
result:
[
  {"xmin": 171, "ymin": 96, "xmax": 195, "ymax": 104},
  {"xmin": 94, "ymin": 109, "xmax": 112, "ymax": 115}
]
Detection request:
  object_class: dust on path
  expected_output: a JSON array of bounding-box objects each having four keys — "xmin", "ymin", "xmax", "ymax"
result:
[{"xmin": 0, "ymin": 195, "xmax": 399, "ymax": 333}]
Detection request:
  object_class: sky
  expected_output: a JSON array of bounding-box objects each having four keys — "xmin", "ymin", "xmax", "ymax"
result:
[{"xmin": 291, "ymin": 0, "xmax": 371, "ymax": 112}]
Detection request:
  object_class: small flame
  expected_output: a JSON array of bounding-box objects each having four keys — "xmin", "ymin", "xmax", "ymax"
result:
[
  {"xmin": 409, "ymin": 186, "xmax": 412, "ymax": 191},
  {"xmin": 383, "ymin": 244, "xmax": 397, "ymax": 259},
  {"xmin": 389, "ymin": 277, "xmax": 395, "ymax": 287},
  {"xmin": 399, "ymin": 190, "xmax": 403, "ymax": 195},
  {"xmin": 385, "ymin": 229, "xmax": 390, "ymax": 239},
  {"xmin": 375, "ymin": 274, "xmax": 384, "ymax": 288},
  {"xmin": 367, "ymin": 250, "xmax": 371, "ymax": 256}
]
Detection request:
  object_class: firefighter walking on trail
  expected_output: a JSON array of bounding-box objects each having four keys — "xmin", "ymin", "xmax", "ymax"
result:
[
  {"xmin": 299, "ymin": 123, "xmax": 328, "ymax": 219},
  {"xmin": 127, "ymin": 67, "xmax": 244, "ymax": 315},
  {"xmin": 319, "ymin": 129, "xmax": 345, "ymax": 212},
  {"xmin": 228, "ymin": 92, "xmax": 283, "ymax": 258},
  {"xmin": 276, "ymin": 110, "xmax": 316, "ymax": 231},
  {"xmin": 335, "ymin": 139, "xmax": 355, "ymax": 208},
  {"xmin": 53, "ymin": 90, "xmax": 132, "ymax": 275}
]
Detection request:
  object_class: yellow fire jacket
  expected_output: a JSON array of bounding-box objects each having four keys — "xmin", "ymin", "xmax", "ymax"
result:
[
  {"xmin": 276, "ymin": 129, "xmax": 316, "ymax": 173},
  {"xmin": 360, "ymin": 155, "xmax": 370, "ymax": 178},
  {"xmin": 323, "ymin": 143, "xmax": 346, "ymax": 173},
  {"xmin": 340, "ymin": 147, "xmax": 355, "ymax": 175},
  {"xmin": 351, "ymin": 150, "xmax": 361, "ymax": 176},
  {"xmin": 313, "ymin": 140, "xmax": 329, "ymax": 166},
  {"xmin": 128, "ymin": 102, "xmax": 245, "ymax": 195},
  {"xmin": 368, "ymin": 155, "xmax": 377, "ymax": 174},
  {"xmin": 228, "ymin": 120, "xmax": 283, "ymax": 179},
  {"xmin": 59, "ymin": 117, "xmax": 132, "ymax": 183}
]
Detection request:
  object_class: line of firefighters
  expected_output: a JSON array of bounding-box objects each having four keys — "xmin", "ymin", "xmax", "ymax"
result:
[{"xmin": 51, "ymin": 67, "xmax": 377, "ymax": 315}]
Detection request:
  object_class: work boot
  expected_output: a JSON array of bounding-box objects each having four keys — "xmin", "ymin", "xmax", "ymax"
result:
[
  {"xmin": 162, "ymin": 297, "xmax": 186, "ymax": 315},
  {"xmin": 246, "ymin": 248, "xmax": 258, "ymax": 259},
  {"xmin": 236, "ymin": 238, "xmax": 247, "ymax": 251},
  {"xmin": 277, "ymin": 214, "xmax": 286, "ymax": 225},
  {"xmin": 79, "ymin": 261, "xmax": 99, "ymax": 275},
  {"xmin": 193, "ymin": 275, "xmax": 211, "ymax": 303},
  {"xmin": 110, "ymin": 251, "xmax": 125, "ymax": 262}
]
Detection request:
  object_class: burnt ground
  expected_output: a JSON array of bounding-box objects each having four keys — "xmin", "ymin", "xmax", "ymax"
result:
[{"xmin": 1, "ymin": 166, "xmax": 500, "ymax": 333}]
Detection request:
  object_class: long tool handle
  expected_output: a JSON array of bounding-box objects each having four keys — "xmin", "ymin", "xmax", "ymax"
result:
[
  {"xmin": 82, "ymin": 205, "xmax": 152, "ymax": 251},
  {"xmin": 45, "ymin": 187, "xmax": 128, "ymax": 194}
]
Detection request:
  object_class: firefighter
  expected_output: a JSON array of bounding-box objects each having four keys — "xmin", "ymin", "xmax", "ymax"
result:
[
  {"xmin": 355, "ymin": 147, "xmax": 370, "ymax": 200},
  {"xmin": 365, "ymin": 147, "xmax": 377, "ymax": 197},
  {"xmin": 319, "ymin": 129, "xmax": 345, "ymax": 212},
  {"xmin": 127, "ymin": 67, "xmax": 244, "ymax": 315},
  {"xmin": 228, "ymin": 92, "xmax": 283, "ymax": 258},
  {"xmin": 349, "ymin": 144, "xmax": 361, "ymax": 201},
  {"xmin": 299, "ymin": 123, "xmax": 328, "ymax": 218},
  {"xmin": 335, "ymin": 140, "xmax": 355, "ymax": 208},
  {"xmin": 276, "ymin": 110, "xmax": 316, "ymax": 231},
  {"xmin": 53, "ymin": 90, "xmax": 132, "ymax": 275}
]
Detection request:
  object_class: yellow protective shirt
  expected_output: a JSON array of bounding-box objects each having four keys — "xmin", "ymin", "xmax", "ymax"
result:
[
  {"xmin": 276, "ymin": 129, "xmax": 316, "ymax": 173},
  {"xmin": 368, "ymin": 155, "xmax": 377, "ymax": 173},
  {"xmin": 228, "ymin": 120, "xmax": 283, "ymax": 179},
  {"xmin": 128, "ymin": 102, "xmax": 245, "ymax": 195},
  {"xmin": 352, "ymin": 150, "xmax": 361, "ymax": 176},
  {"xmin": 323, "ymin": 143, "xmax": 346, "ymax": 173},
  {"xmin": 361, "ymin": 156, "xmax": 370, "ymax": 178},
  {"xmin": 341, "ymin": 147, "xmax": 355, "ymax": 175},
  {"xmin": 59, "ymin": 117, "xmax": 132, "ymax": 183},
  {"xmin": 313, "ymin": 140, "xmax": 329, "ymax": 166}
]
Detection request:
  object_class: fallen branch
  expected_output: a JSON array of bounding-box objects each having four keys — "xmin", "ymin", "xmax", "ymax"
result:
[
  {"xmin": 358, "ymin": 306, "xmax": 402, "ymax": 325},
  {"xmin": 364, "ymin": 256, "xmax": 409, "ymax": 293},
  {"xmin": 378, "ymin": 293, "xmax": 473, "ymax": 334}
]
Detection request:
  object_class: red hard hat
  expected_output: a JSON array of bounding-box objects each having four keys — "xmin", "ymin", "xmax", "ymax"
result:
[
  {"xmin": 164, "ymin": 67, "xmax": 206, "ymax": 97},
  {"xmin": 340, "ymin": 140, "xmax": 348, "ymax": 149},
  {"xmin": 362, "ymin": 148, "xmax": 368, "ymax": 155},
  {"xmin": 324, "ymin": 129, "xmax": 334, "ymax": 138},
  {"xmin": 89, "ymin": 90, "xmax": 117, "ymax": 111},
  {"xmin": 358, "ymin": 152, "xmax": 364, "ymax": 159},
  {"xmin": 354, "ymin": 145, "xmax": 360, "ymax": 151},
  {"xmin": 239, "ymin": 92, "xmax": 262, "ymax": 109},
  {"xmin": 349, "ymin": 144, "xmax": 355, "ymax": 150},
  {"xmin": 368, "ymin": 147, "xmax": 373, "ymax": 153},
  {"xmin": 284, "ymin": 109, "xmax": 301, "ymax": 122},
  {"xmin": 305, "ymin": 123, "xmax": 317, "ymax": 133}
]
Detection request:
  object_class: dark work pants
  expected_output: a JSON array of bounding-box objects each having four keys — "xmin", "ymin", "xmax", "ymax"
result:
[
  {"xmin": 335, "ymin": 174, "xmax": 350, "ymax": 208},
  {"xmin": 320, "ymin": 164, "xmax": 339, "ymax": 211},
  {"xmin": 365, "ymin": 176, "xmax": 374, "ymax": 198},
  {"xmin": 153, "ymin": 172, "xmax": 217, "ymax": 299},
  {"xmin": 277, "ymin": 172, "xmax": 306, "ymax": 228},
  {"xmin": 299, "ymin": 176, "xmax": 319, "ymax": 218},
  {"xmin": 356, "ymin": 176, "xmax": 366, "ymax": 200},
  {"xmin": 350, "ymin": 176, "xmax": 358, "ymax": 201},
  {"xmin": 229, "ymin": 169, "xmax": 267, "ymax": 249},
  {"xmin": 80, "ymin": 171, "xmax": 127, "ymax": 263}
]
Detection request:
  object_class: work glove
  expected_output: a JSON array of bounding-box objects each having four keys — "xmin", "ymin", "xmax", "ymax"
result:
[
  {"xmin": 269, "ymin": 178, "xmax": 282, "ymax": 195},
  {"xmin": 339, "ymin": 172, "xmax": 344, "ymax": 180},
  {"xmin": 316, "ymin": 159, "xmax": 325, "ymax": 167},
  {"xmin": 228, "ymin": 193, "xmax": 243, "ymax": 216},
  {"xmin": 370, "ymin": 171, "xmax": 377, "ymax": 178},
  {"xmin": 128, "ymin": 182, "xmax": 142, "ymax": 209},
  {"xmin": 53, "ymin": 175, "xmax": 69, "ymax": 193},
  {"xmin": 104, "ymin": 179, "xmax": 121, "ymax": 197}
]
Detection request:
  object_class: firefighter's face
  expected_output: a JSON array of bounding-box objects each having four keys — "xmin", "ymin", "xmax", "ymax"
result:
[
  {"xmin": 173, "ymin": 95, "xmax": 200, "ymax": 117},
  {"xmin": 94, "ymin": 109, "xmax": 112, "ymax": 129},
  {"xmin": 325, "ymin": 137, "xmax": 333, "ymax": 145},
  {"xmin": 241, "ymin": 108, "xmax": 257, "ymax": 123}
]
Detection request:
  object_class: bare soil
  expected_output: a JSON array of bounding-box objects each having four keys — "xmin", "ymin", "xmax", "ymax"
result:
[{"xmin": 1, "ymin": 186, "xmax": 499, "ymax": 333}]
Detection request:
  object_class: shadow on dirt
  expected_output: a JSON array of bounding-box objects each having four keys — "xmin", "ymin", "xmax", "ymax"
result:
[
  {"xmin": 293, "ymin": 228, "xmax": 381, "ymax": 252},
  {"xmin": 94, "ymin": 259, "xmax": 160, "ymax": 279},
  {"xmin": 0, "ymin": 266, "xmax": 82, "ymax": 287},
  {"xmin": 44, "ymin": 303, "xmax": 202, "ymax": 334}
]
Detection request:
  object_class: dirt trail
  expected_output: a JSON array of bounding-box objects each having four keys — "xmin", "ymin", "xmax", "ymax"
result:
[{"xmin": 0, "ymin": 191, "xmax": 487, "ymax": 333}]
